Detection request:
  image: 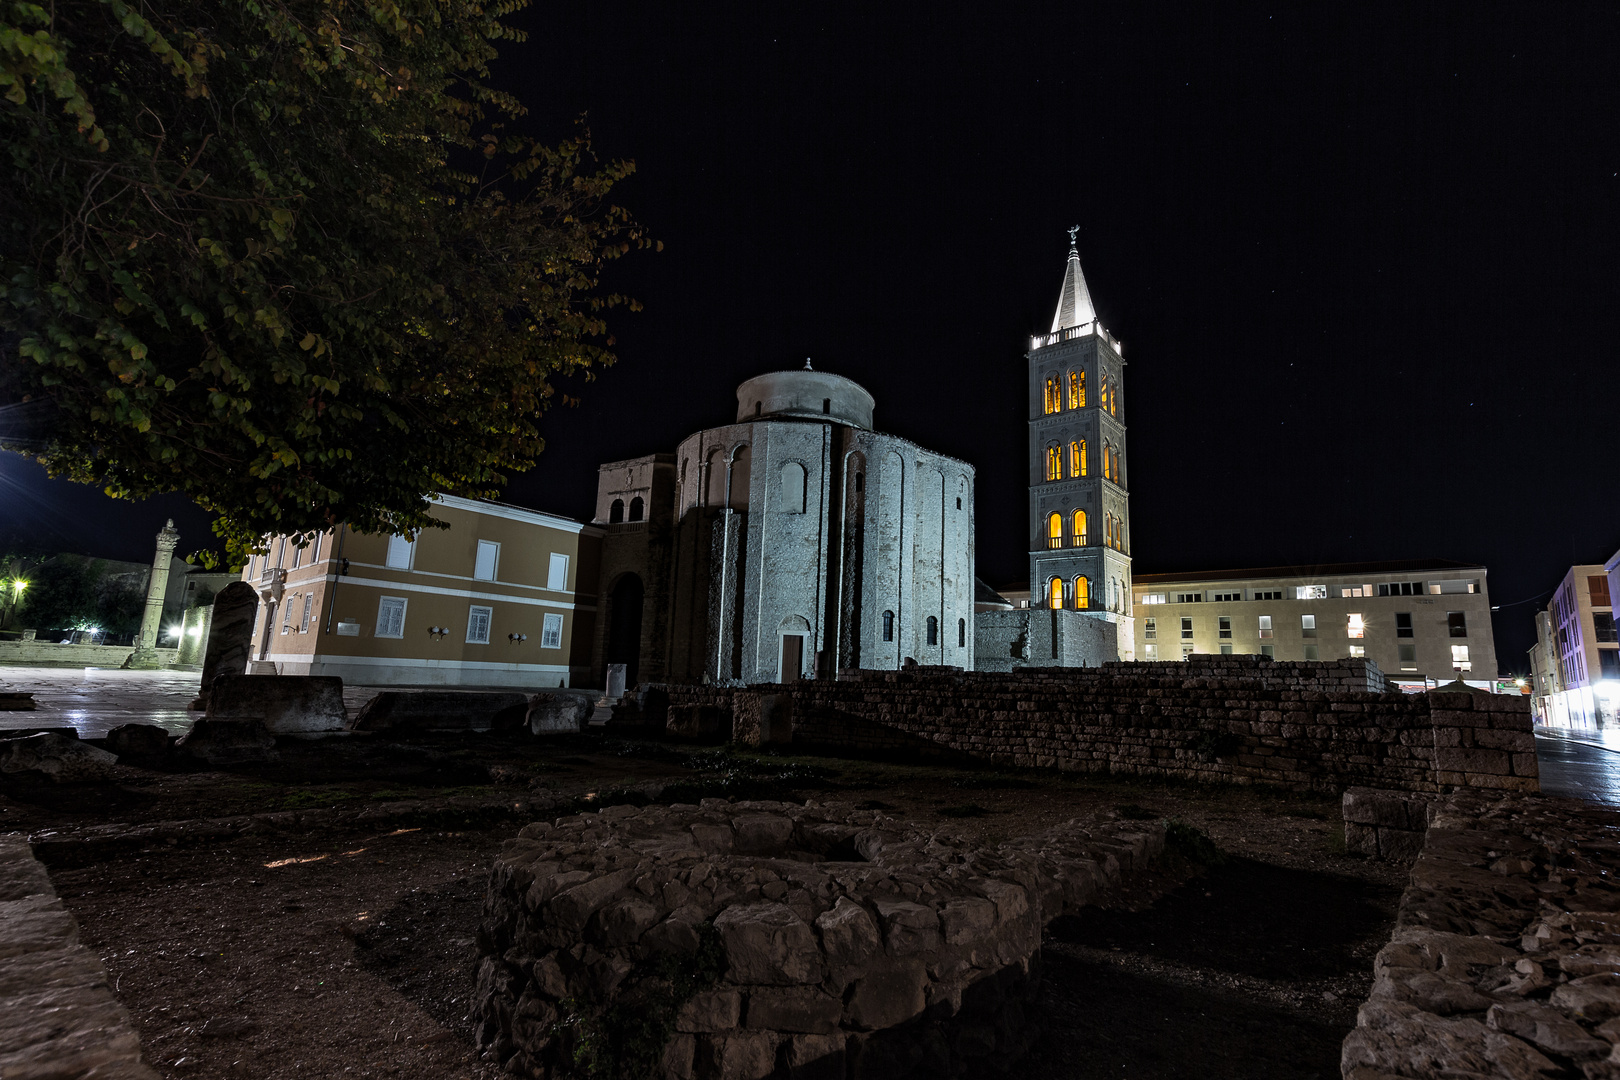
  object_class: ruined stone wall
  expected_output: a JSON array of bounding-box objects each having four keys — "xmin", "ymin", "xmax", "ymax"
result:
[{"xmin": 974, "ymin": 608, "xmax": 1119, "ymax": 673}]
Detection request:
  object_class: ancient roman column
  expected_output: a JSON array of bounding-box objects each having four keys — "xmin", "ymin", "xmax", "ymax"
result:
[{"xmin": 124, "ymin": 519, "xmax": 180, "ymax": 669}]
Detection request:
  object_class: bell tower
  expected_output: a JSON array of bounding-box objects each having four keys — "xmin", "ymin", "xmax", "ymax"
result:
[{"xmin": 1026, "ymin": 228, "xmax": 1134, "ymax": 657}]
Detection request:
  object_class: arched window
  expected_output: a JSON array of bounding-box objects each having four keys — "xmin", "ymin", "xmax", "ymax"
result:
[
  {"xmin": 1043, "ymin": 376, "xmax": 1060, "ymax": 415},
  {"xmin": 1048, "ymin": 576, "xmax": 1064, "ymax": 610},
  {"xmin": 926, "ymin": 616, "xmax": 938, "ymax": 646},
  {"xmin": 1072, "ymin": 509, "xmax": 1088, "ymax": 546},
  {"xmin": 1047, "ymin": 512, "xmax": 1063, "ymax": 550},
  {"xmin": 628, "ymin": 496, "xmax": 644, "ymax": 522},
  {"xmin": 882, "ymin": 610, "xmax": 895, "ymax": 642},
  {"xmin": 1105, "ymin": 513, "xmax": 1114, "ymax": 548},
  {"xmin": 609, "ymin": 499, "xmax": 625, "ymax": 524},
  {"xmin": 958, "ymin": 618, "xmax": 966, "ymax": 648},
  {"xmin": 1067, "ymin": 440, "xmax": 1080, "ymax": 478},
  {"xmin": 1114, "ymin": 451, "xmax": 1123, "ymax": 488},
  {"xmin": 1101, "ymin": 445, "xmax": 1111, "ymax": 481},
  {"xmin": 1045, "ymin": 444, "xmax": 1061, "ymax": 481},
  {"xmin": 1100, "ymin": 375, "xmax": 1109, "ymax": 415},
  {"xmin": 1110, "ymin": 382, "xmax": 1119, "ymax": 416},
  {"xmin": 1068, "ymin": 370, "xmax": 1085, "ymax": 408},
  {"xmin": 779, "ymin": 462, "xmax": 806, "ymax": 513},
  {"xmin": 1074, "ymin": 575, "xmax": 1090, "ymax": 609}
]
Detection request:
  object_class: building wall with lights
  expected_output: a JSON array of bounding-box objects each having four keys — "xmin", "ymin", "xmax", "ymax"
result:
[
  {"xmin": 240, "ymin": 495, "xmax": 601, "ymax": 689},
  {"xmin": 1128, "ymin": 559, "xmax": 1499, "ymax": 690},
  {"xmin": 1530, "ymin": 564, "xmax": 1619, "ymax": 728},
  {"xmin": 588, "ymin": 368, "xmax": 976, "ymax": 686}
]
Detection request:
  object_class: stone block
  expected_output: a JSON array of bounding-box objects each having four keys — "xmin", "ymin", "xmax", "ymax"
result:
[
  {"xmin": 714, "ymin": 902, "xmax": 823, "ymax": 985},
  {"xmin": 744, "ymin": 987, "xmax": 841, "ymax": 1033},
  {"xmin": 177, "ymin": 718, "xmax": 279, "ymax": 765},
  {"xmin": 1434, "ymin": 747, "xmax": 1510, "ymax": 775},
  {"xmin": 697, "ymin": 1032, "xmax": 777, "ymax": 1080},
  {"xmin": 667, "ymin": 704, "xmax": 731, "ymax": 742},
  {"xmin": 208, "ymin": 674, "xmax": 347, "ymax": 733},
  {"xmin": 676, "ymin": 989, "xmax": 742, "ymax": 1033},
  {"xmin": 104, "ymin": 723, "xmax": 173, "ymax": 759},
  {"xmin": 1343, "ymin": 788, "xmax": 1433, "ymax": 832},
  {"xmin": 845, "ymin": 961, "xmax": 928, "ymax": 1030},
  {"xmin": 0, "ymin": 733, "xmax": 117, "ymax": 783},
  {"xmin": 527, "ymin": 693, "xmax": 591, "ymax": 735},
  {"xmin": 784, "ymin": 1033, "xmax": 846, "ymax": 1080},
  {"xmin": 352, "ymin": 689, "xmax": 526, "ymax": 732}
]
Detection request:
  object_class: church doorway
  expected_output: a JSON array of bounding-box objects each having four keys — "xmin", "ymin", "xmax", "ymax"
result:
[
  {"xmin": 606, "ymin": 574, "xmax": 644, "ymax": 686},
  {"xmin": 779, "ymin": 633, "xmax": 805, "ymax": 683}
]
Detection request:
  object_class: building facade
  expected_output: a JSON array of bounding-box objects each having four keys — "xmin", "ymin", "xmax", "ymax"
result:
[
  {"xmin": 1530, "ymin": 564, "xmax": 1619, "ymax": 728},
  {"xmin": 1129, "ymin": 560, "xmax": 1498, "ymax": 688},
  {"xmin": 590, "ymin": 367, "xmax": 976, "ymax": 686},
  {"xmin": 241, "ymin": 495, "xmax": 600, "ymax": 688},
  {"xmin": 1025, "ymin": 230, "xmax": 1134, "ymax": 657}
]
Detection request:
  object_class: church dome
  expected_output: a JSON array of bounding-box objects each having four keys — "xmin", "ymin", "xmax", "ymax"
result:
[{"xmin": 735, "ymin": 368, "xmax": 875, "ymax": 430}]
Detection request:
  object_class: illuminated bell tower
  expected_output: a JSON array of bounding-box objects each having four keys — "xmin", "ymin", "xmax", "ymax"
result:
[{"xmin": 1026, "ymin": 227, "xmax": 1134, "ymax": 658}]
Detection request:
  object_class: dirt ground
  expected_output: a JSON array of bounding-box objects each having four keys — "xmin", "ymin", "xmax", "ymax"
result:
[{"xmin": 2, "ymin": 728, "xmax": 1408, "ymax": 1079}]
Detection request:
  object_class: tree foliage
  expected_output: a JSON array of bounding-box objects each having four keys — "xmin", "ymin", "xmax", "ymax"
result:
[{"xmin": 1, "ymin": 0, "xmax": 649, "ymax": 557}]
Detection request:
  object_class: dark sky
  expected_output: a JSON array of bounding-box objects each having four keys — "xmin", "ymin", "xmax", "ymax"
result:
[{"xmin": 4, "ymin": 2, "xmax": 1617, "ymax": 672}]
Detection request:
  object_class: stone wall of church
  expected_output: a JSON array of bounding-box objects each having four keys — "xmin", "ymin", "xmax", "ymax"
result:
[{"xmin": 973, "ymin": 608, "xmax": 1118, "ymax": 672}]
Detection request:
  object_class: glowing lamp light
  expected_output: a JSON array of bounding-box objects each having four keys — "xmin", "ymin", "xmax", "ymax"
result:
[
  {"xmin": 1597, "ymin": 681, "xmax": 1620, "ymax": 703},
  {"xmin": 165, "ymin": 624, "xmax": 183, "ymax": 639}
]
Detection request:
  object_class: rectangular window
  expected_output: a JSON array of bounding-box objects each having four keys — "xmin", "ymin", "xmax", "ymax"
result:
[
  {"xmin": 1254, "ymin": 590, "xmax": 1283, "ymax": 601},
  {"xmin": 1304, "ymin": 645, "xmax": 1320, "ymax": 660},
  {"xmin": 1220, "ymin": 644, "xmax": 1233, "ymax": 655},
  {"xmin": 541, "ymin": 613, "xmax": 564, "ymax": 650},
  {"xmin": 1347, "ymin": 613, "xmax": 1365, "ymax": 639},
  {"xmin": 1301, "ymin": 614, "xmax": 1317, "ymax": 639},
  {"xmin": 474, "ymin": 540, "xmax": 500, "ymax": 582},
  {"xmin": 1451, "ymin": 644, "xmax": 1471, "ymax": 670},
  {"xmin": 1296, "ymin": 585, "xmax": 1326, "ymax": 599},
  {"xmin": 1396, "ymin": 612, "xmax": 1413, "ymax": 639},
  {"xmin": 1175, "ymin": 593, "xmax": 1203, "ymax": 604},
  {"xmin": 1180, "ymin": 617, "xmax": 1194, "ymax": 641},
  {"xmin": 466, "ymin": 605, "xmax": 493, "ymax": 645},
  {"xmin": 1260, "ymin": 644, "xmax": 1274, "ymax": 658},
  {"xmin": 1145, "ymin": 643, "xmax": 1158, "ymax": 659},
  {"xmin": 292, "ymin": 542, "xmax": 303, "ymax": 570},
  {"xmin": 547, "ymin": 553, "xmax": 570, "ymax": 592},
  {"xmin": 311, "ymin": 532, "xmax": 322, "ymax": 563},
  {"xmin": 375, "ymin": 597, "xmax": 406, "ymax": 639},
  {"xmin": 1398, "ymin": 644, "xmax": 1416, "ymax": 669},
  {"xmin": 1600, "ymin": 651, "xmax": 1620, "ymax": 678},
  {"xmin": 1591, "ymin": 576, "xmax": 1613, "ymax": 607},
  {"xmin": 1181, "ymin": 645, "xmax": 1194, "ymax": 660},
  {"xmin": 1140, "ymin": 593, "xmax": 1166, "ymax": 605},
  {"xmin": 281, "ymin": 595, "xmax": 296, "ymax": 634},
  {"xmin": 1143, "ymin": 617, "xmax": 1157, "ymax": 640},
  {"xmin": 1218, "ymin": 616, "xmax": 1232, "ymax": 639},
  {"xmin": 385, "ymin": 535, "xmax": 415, "ymax": 570},
  {"xmin": 1258, "ymin": 615, "xmax": 1273, "ymax": 639},
  {"xmin": 1340, "ymin": 586, "xmax": 1365, "ymax": 598},
  {"xmin": 1447, "ymin": 611, "xmax": 1468, "ymax": 638},
  {"xmin": 1349, "ymin": 645, "xmax": 1366, "ymax": 658},
  {"xmin": 1212, "ymin": 591, "xmax": 1242, "ymax": 603},
  {"xmin": 1380, "ymin": 582, "xmax": 1423, "ymax": 597},
  {"xmin": 301, "ymin": 593, "xmax": 313, "ymax": 632},
  {"xmin": 1595, "ymin": 612, "xmax": 1618, "ymax": 644}
]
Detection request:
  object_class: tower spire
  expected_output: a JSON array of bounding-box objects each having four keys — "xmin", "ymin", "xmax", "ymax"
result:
[{"xmin": 1050, "ymin": 227, "xmax": 1098, "ymax": 333}]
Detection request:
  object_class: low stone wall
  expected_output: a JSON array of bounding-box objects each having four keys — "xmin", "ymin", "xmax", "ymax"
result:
[
  {"xmin": 1341, "ymin": 792, "xmax": 1620, "ymax": 1079},
  {"xmin": 0, "ymin": 833, "xmax": 158, "ymax": 1078},
  {"xmin": 0, "ymin": 641, "xmax": 180, "ymax": 668},
  {"xmin": 473, "ymin": 799, "xmax": 1164, "ymax": 1079},
  {"xmin": 973, "ymin": 608, "xmax": 1119, "ymax": 673}
]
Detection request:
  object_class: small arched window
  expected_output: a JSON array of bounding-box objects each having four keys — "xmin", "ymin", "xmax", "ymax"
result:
[
  {"xmin": 1114, "ymin": 451, "xmax": 1124, "ymax": 487},
  {"xmin": 1105, "ymin": 513, "xmax": 1113, "ymax": 548},
  {"xmin": 1110, "ymin": 382, "xmax": 1119, "ymax": 417},
  {"xmin": 1048, "ymin": 576, "xmax": 1064, "ymax": 610},
  {"xmin": 1068, "ymin": 370, "xmax": 1084, "ymax": 408},
  {"xmin": 609, "ymin": 499, "xmax": 625, "ymax": 524},
  {"xmin": 854, "ymin": 471, "xmax": 864, "ymax": 493},
  {"xmin": 1074, "ymin": 575, "xmax": 1090, "ymax": 609},
  {"xmin": 882, "ymin": 610, "xmax": 895, "ymax": 642},
  {"xmin": 926, "ymin": 616, "xmax": 938, "ymax": 646},
  {"xmin": 1069, "ymin": 440, "xmax": 1084, "ymax": 478},
  {"xmin": 628, "ymin": 496, "xmax": 644, "ymax": 522},
  {"xmin": 780, "ymin": 462, "xmax": 806, "ymax": 513},
  {"xmin": 1043, "ymin": 376, "xmax": 1060, "ymax": 415},
  {"xmin": 1045, "ymin": 445, "xmax": 1061, "ymax": 482},
  {"xmin": 1047, "ymin": 512, "xmax": 1063, "ymax": 550},
  {"xmin": 1072, "ymin": 509, "xmax": 1088, "ymax": 546},
  {"xmin": 1103, "ymin": 444, "xmax": 1114, "ymax": 482},
  {"xmin": 958, "ymin": 618, "xmax": 966, "ymax": 648}
]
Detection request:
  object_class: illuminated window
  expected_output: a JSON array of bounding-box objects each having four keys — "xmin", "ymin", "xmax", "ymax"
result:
[
  {"xmin": 1296, "ymin": 585, "xmax": 1327, "ymax": 599},
  {"xmin": 1301, "ymin": 614, "xmax": 1317, "ymax": 638},
  {"xmin": 1100, "ymin": 375, "xmax": 1109, "ymax": 414},
  {"xmin": 1114, "ymin": 450, "xmax": 1123, "ymax": 486},
  {"xmin": 1043, "ymin": 376, "xmax": 1060, "ymax": 415},
  {"xmin": 1110, "ymin": 381, "xmax": 1119, "ymax": 416},
  {"xmin": 1180, "ymin": 617, "xmax": 1194, "ymax": 640},
  {"xmin": 1048, "ymin": 577, "xmax": 1064, "ymax": 610},
  {"xmin": 1451, "ymin": 644, "xmax": 1471, "ymax": 671},
  {"xmin": 1349, "ymin": 644, "xmax": 1365, "ymax": 658},
  {"xmin": 1074, "ymin": 576, "xmax": 1090, "ymax": 609},
  {"xmin": 1219, "ymin": 616, "xmax": 1232, "ymax": 639},
  {"xmin": 1347, "ymin": 613, "xmax": 1366, "ymax": 639},
  {"xmin": 1069, "ymin": 440, "xmax": 1084, "ymax": 478},
  {"xmin": 1047, "ymin": 513, "xmax": 1063, "ymax": 550},
  {"xmin": 1068, "ymin": 370, "xmax": 1085, "ymax": 408},
  {"xmin": 1258, "ymin": 615, "xmax": 1273, "ymax": 639},
  {"xmin": 1398, "ymin": 644, "xmax": 1416, "ymax": 670},
  {"xmin": 1072, "ymin": 509, "xmax": 1088, "ymax": 546},
  {"xmin": 1045, "ymin": 445, "xmax": 1061, "ymax": 481},
  {"xmin": 882, "ymin": 610, "xmax": 894, "ymax": 641},
  {"xmin": 1105, "ymin": 514, "xmax": 1114, "ymax": 548},
  {"xmin": 1144, "ymin": 616, "xmax": 1156, "ymax": 639}
]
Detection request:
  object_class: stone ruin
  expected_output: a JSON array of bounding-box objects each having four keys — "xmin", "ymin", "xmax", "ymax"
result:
[{"xmin": 473, "ymin": 799, "xmax": 1164, "ymax": 1079}]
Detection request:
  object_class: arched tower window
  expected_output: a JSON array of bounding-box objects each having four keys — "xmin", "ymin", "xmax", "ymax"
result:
[
  {"xmin": 628, "ymin": 496, "xmax": 644, "ymax": 522},
  {"xmin": 1045, "ymin": 444, "xmax": 1061, "ymax": 482},
  {"xmin": 1100, "ymin": 375, "xmax": 1109, "ymax": 415},
  {"xmin": 1101, "ymin": 445, "xmax": 1111, "ymax": 481},
  {"xmin": 1105, "ymin": 513, "xmax": 1114, "ymax": 548},
  {"xmin": 779, "ymin": 462, "xmax": 806, "ymax": 513},
  {"xmin": 1047, "ymin": 512, "xmax": 1063, "ymax": 549},
  {"xmin": 958, "ymin": 618, "xmax": 966, "ymax": 648},
  {"xmin": 926, "ymin": 616, "xmax": 938, "ymax": 646},
  {"xmin": 882, "ymin": 610, "xmax": 894, "ymax": 642},
  {"xmin": 1043, "ymin": 376, "xmax": 1060, "ymax": 415},
  {"xmin": 1068, "ymin": 370, "xmax": 1085, "ymax": 408},
  {"xmin": 1048, "ymin": 576, "xmax": 1064, "ymax": 610},
  {"xmin": 1074, "ymin": 576, "xmax": 1090, "ymax": 609},
  {"xmin": 1072, "ymin": 509, "xmax": 1088, "ymax": 546},
  {"xmin": 1069, "ymin": 440, "xmax": 1085, "ymax": 478},
  {"xmin": 609, "ymin": 499, "xmax": 625, "ymax": 524},
  {"xmin": 1115, "ymin": 451, "xmax": 1124, "ymax": 488},
  {"xmin": 1110, "ymin": 381, "xmax": 1120, "ymax": 417}
]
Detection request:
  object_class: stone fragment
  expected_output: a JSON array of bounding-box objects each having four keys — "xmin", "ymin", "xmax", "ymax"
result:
[
  {"xmin": 745, "ymin": 987, "xmax": 841, "ymax": 1033},
  {"xmin": 527, "ymin": 693, "xmax": 590, "ymax": 734},
  {"xmin": 815, "ymin": 897, "xmax": 881, "ymax": 972},
  {"xmin": 644, "ymin": 915, "xmax": 703, "ymax": 957},
  {"xmin": 196, "ymin": 580, "xmax": 257, "ymax": 709},
  {"xmin": 1554, "ymin": 975, "xmax": 1620, "ymax": 1023},
  {"xmin": 872, "ymin": 898, "xmax": 941, "ymax": 956},
  {"xmin": 590, "ymin": 895, "xmax": 662, "ymax": 948},
  {"xmin": 531, "ymin": 953, "xmax": 568, "ymax": 999},
  {"xmin": 784, "ymin": 1033, "xmax": 846, "ymax": 1080},
  {"xmin": 1482, "ymin": 1031, "xmax": 1560, "ymax": 1079},
  {"xmin": 207, "ymin": 674, "xmax": 347, "ymax": 733},
  {"xmin": 733, "ymin": 815, "xmax": 794, "ymax": 855},
  {"xmin": 1564, "ymin": 946, "xmax": 1620, "ymax": 978},
  {"xmin": 714, "ymin": 903, "xmax": 823, "ymax": 985},
  {"xmin": 662, "ymin": 1033, "xmax": 697, "ymax": 1079},
  {"xmin": 698, "ymin": 1031, "xmax": 776, "ymax": 1080},
  {"xmin": 1488, "ymin": 1001, "xmax": 1611, "ymax": 1060},
  {"xmin": 104, "ymin": 723, "xmax": 172, "ymax": 759},
  {"xmin": 0, "ymin": 732, "xmax": 117, "ymax": 783},
  {"xmin": 1340, "ymin": 1001, "xmax": 1494, "ymax": 1077},
  {"xmin": 1373, "ymin": 967, "xmax": 1495, "ymax": 1014},
  {"xmin": 845, "ymin": 961, "xmax": 928, "ymax": 1030},
  {"xmin": 550, "ymin": 869, "xmax": 637, "ymax": 932},
  {"xmin": 352, "ymin": 689, "xmax": 527, "ymax": 732},
  {"xmin": 676, "ymin": 990, "xmax": 741, "ymax": 1033}
]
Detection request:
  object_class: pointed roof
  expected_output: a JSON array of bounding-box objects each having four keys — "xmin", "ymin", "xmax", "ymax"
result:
[{"xmin": 1050, "ymin": 229, "xmax": 1098, "ymax": 333}]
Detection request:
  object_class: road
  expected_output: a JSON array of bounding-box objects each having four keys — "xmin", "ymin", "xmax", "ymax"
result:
[{"xmin": 1534, "ymin": 727, "xmax": 1620, "ymax": 808}]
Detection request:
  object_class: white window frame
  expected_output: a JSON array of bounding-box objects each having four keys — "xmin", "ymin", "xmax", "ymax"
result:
[
  {"xmin": 300, "ymin": 593, "xmax": 313, "ymax": 632},
  {"xmin": 375, "ymin": 596, "xmax": 407, "ymax": 639},
  {"xmin": 540, "ymin": 613, "xmax": 564, "ymax": 650},
  {"xmin": 281, "ymin": 595, "xmax": 295, "ymax": 634},
  {"xmin": 547, "ymin": 552, "xmax": 570, "ymax": 592},
  {"xmin": 466, "ymin": 605, "xmax": 493, "ymax": 645},
  {"xmin": 474, "ymin": 540, "xmax": 500, "ymax": 582},
  {"xmin": 385, "ymin": 535, "xmax": 416, "ymax": 570}
]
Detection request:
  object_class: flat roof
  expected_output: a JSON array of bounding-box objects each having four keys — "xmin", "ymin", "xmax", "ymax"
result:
[{"xmin": 1133, "ymin": 558, "xmax": 1487, "ymax": 585}]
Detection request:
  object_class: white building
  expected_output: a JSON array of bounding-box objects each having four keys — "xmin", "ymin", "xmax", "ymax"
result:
[{"xmin": 1530, "ymin": 564, "xmax": 1619, "ymax": 728}]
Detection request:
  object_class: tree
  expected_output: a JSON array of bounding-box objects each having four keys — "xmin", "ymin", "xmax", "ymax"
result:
[{"xmin": 1, "ymin": 0, "xmax": 649, "ymax": 558}]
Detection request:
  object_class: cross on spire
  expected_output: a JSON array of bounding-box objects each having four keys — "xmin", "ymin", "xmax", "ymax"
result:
[{"xmin": 1067, "ymin": 224, "xmax": 1079, "ymax": 253}]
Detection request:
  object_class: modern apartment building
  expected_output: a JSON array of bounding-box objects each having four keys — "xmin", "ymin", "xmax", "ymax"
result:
[
  {"xmin": 241, "ymin": 495, "xmax": 602, "ymax": 689},
  {"xmin": 1129, "ymin": 559, "xmax": 1498, "ymax": 688},
  {"xmin": 1529, "ymin": 564, "xmax": 1619, "ymax": 728}
]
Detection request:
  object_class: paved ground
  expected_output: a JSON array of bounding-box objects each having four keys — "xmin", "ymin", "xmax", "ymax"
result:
[{"xmin": 1533, "ymin": 727, "xmax": 1620, "ymax": 808}]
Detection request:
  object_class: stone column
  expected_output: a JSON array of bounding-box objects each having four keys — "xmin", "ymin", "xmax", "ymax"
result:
[{"xmin": 123, "ymin": 519, "xmax": 180, "ymax": 670}]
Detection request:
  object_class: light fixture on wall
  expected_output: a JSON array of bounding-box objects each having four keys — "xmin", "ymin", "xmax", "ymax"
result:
[
  {"xmin": 428, "ymin": 625, "xmax": 448, "ymax": 640},
  {"xmin": 508, "ymin": 632, "xmax": 528, "ymax": 644}
]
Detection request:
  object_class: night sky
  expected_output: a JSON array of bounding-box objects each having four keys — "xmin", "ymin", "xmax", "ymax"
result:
[{"xmin": 3, "ymin": 2, "xmax": 1616, "ymax": 672}]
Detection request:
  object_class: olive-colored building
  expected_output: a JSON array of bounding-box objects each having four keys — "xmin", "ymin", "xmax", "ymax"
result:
[{"xmin": 241, "ymin": 495, "xmax": 601, "ymax": 689}]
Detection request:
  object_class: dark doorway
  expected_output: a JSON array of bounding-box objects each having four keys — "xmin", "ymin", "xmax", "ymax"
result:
[
  {"xmin": 780, "ymin": 634, "xmax": 805, "ymax": 682},
  {"xmin": 606, "ymin": 575, "xmax": 644, "ymax": 686}
]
